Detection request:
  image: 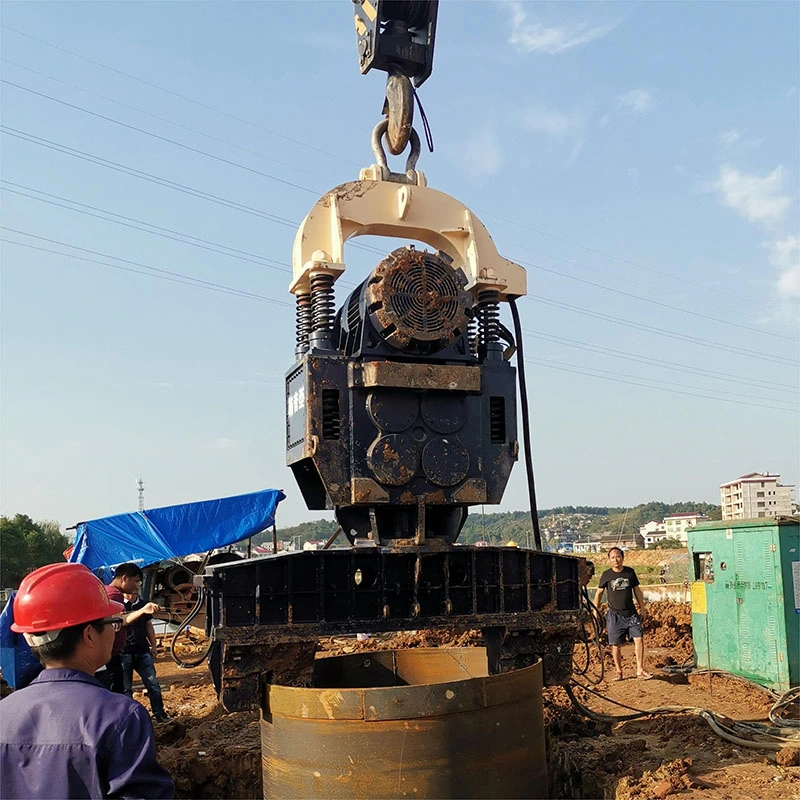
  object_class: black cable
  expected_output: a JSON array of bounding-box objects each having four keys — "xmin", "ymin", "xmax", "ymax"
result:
[
  {"xmin": 169, "ymin": 587, "xmax": 211, "ymax": 669},
  {"xmin": 508, "ymin": 297, "xmax": 542, "ymax": 551}
]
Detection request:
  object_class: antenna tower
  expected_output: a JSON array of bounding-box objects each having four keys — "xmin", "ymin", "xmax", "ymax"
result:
[{"xmin": 137, "ymin": 477, "xmax": 145, "ymax": 512}]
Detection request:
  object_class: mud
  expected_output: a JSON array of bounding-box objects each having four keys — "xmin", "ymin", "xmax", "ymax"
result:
[{"xmin": 136, "ymin": 602, "xmax": 799, "ymax": 799}]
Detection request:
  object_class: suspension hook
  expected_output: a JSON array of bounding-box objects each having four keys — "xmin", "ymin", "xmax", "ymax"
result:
[
  {"xmin": 371, "ymin": 119, "xmax": 421, "ymax": 178},
  {"xmin": 383, "ymin": 69, "xmax": 414, "ymax": 155}
]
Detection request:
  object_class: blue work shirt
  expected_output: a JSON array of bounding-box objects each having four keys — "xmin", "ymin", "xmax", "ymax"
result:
[{"xmin": 0, "ymin": 668, "xmax": 174, "ymax": 799}]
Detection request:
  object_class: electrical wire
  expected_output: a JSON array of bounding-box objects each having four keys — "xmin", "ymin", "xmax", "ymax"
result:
[
  {"xmin": 4, "ymin": 123, "xmax": 796, "ymax": 372},
  {"xmin": 1, "ymin": 78, "xmax": 324, "ymax": 196},
  {"xmin": 0, "ymin": 23, "xmax": 363, "ymax": 168},
  {"xmin": 565, "ymin": 684, "xmax": 798, "ymax": 750}
]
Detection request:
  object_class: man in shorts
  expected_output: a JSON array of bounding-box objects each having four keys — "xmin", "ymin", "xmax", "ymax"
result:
[{"xmin": 594, "ymin": 547, "xmax": 652, "ymax": 681}]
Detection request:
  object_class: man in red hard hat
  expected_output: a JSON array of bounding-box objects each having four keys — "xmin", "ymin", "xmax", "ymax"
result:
[{"xmin": 0, "ymin": 563, "xmax": 174, "ymax": 799}]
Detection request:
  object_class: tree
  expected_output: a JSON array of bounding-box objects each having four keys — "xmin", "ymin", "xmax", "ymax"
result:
[
  {"xmin": 648, "ymin": 538, "xmax": 685, "ymax": 550},
  {"xmin": 0, "ymin": 515, "xmax": 71, "ymax": 588}
]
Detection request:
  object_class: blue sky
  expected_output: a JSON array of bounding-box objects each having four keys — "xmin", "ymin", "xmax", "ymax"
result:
[{"xmin": 1, "ymin": 1, "xmax": 798, "ymax": 532}]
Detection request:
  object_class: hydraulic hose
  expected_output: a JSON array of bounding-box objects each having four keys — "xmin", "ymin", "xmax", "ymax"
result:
[
  {"xmin": 169, "ymin": 586, "xmax": 212, "ymax": 669},
  {"xmin": 509, "ymin": 297, "xmax": 542, "ymax": 550}
]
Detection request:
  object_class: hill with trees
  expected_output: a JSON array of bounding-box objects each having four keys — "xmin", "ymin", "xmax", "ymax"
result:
[
  {"xmin": 270, "ymin": 501, "xmax": 721, "ymax": 549},
  {"xmin": 0, "ymin": 515, "xmax": 72, "ymax": 588}
]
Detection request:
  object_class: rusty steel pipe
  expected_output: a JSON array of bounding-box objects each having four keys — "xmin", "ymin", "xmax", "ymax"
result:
[{"xmin": 260, "ymin": 648, "xmax": 547, "ymax": 799}]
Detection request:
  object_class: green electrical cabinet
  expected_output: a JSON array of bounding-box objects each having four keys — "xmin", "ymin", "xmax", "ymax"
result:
[{"xmin": 687, "ymin": 517, "xmax": 799, "ymax": 691}]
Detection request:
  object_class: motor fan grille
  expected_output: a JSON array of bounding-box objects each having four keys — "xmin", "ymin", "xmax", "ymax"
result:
[{"xmin": 366, "ymin": 247, "xmax": 471, "ymax": 353}]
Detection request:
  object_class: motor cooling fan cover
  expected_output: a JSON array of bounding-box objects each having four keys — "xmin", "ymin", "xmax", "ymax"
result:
[{"xmin": 365, "ymin": 246, "xmax": 472, "ymax": 354}]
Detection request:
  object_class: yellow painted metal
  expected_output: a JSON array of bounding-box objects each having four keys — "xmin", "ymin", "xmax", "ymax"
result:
[
  {"xmin": 691, "ymin": 581, "xmax": 707, "ymax": 614},
  {"xmin": 261, "ymin": 648, "xmax": 547, "ymax": 799},
  {"xmin": 290, "ymin": 179, "xmax": 527, "ymax": 301}
]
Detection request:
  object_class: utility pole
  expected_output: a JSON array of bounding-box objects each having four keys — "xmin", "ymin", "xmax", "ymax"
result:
[{"xmin": 137, "ymin": 477, "xmax": 145, "ymax": 512}]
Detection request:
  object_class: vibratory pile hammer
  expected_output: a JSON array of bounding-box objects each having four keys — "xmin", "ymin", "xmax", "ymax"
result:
[{"xmin": 203, "ymin": 0, "xmax": 585, "ymax": 713}]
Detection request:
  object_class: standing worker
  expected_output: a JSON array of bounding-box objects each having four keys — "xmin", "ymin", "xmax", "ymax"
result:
[
  {"xmin": 100, "ymin": 563, "xmax": 160, "ymax": 692},
  {"xmin": 594, "ymin": 547, "xmax": 653, "ymax": 681},
  {"xmin": 0, "ymin": 562, "xmax": 174, "ymax": 799},
  {"xmin": 121, "ymin": 591, "xmax": 170, "ymax": 723}
]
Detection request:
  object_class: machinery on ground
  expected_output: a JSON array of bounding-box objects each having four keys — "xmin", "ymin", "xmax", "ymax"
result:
[{"xmin": 203, "ymin": 0, "xmax": 586, "ymax": 713}]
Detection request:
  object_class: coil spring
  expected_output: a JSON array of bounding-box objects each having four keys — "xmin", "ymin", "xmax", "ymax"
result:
[
  {"xmin": 310, "ymin": 273, "xmax": 335, "ymax": 332},
  {"xmin": 295, "ymin": 292, "xmax": 312, "ymax": 351},
  {"xmin": 476, "ymin": 289, "xmax": 501, "ymax": 345},
  {"xmin": 468, "ymin": 315, "xmax": 479, "ymax": 356}
]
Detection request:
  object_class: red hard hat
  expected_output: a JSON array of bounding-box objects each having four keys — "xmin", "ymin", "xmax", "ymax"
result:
[{"xmin": 11, "ymin": 563, "xmax": 125, "ymax": 633}]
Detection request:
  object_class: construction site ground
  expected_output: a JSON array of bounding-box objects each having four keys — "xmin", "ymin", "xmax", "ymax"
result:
[{"xmin": 147, "ymin": 596, "xmax": 799, "ymax": 800}]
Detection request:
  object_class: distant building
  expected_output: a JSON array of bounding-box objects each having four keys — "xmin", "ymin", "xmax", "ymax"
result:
[
  {"xmin": 720, "ymin": 473, "xmax": 796, "ymax": 520},
  {"xmin": 639, "ymin": 520, "xmax": 667, "ymax": 547},
  {"xmin": 599, "ymin": 532, "xmax": 644, "ymax": 551},
  {"xmin": 573, "ymin": 540, "xmax": 602, "ymax": 554},
  {"xmin": 663, "ymin": 512, "xmax": 709, "ymax": 544}
]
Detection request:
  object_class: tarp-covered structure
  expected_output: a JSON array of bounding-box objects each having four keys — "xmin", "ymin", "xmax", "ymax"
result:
[{"xmin": 68, "ymin": 489, "xmax": 285, "ymax": 579}]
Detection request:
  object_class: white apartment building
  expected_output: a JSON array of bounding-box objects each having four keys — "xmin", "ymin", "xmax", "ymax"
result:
[
  {"xmin": 639, "ymin": 520, "xmax": 667, "ymax": 547},
  {"xmin": 663, "ymin": 512, "xmax": 709, "ymax": 544},
  {"xmin": 720, "ymin": 473, "xmax": 796, "ymax": 520}
]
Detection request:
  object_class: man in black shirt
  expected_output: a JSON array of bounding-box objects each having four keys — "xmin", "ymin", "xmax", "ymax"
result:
[
  {"xmin": 121, "ymin": 594, "xmax": 170, "ymax": 723},
  {"xmin": 594, "ymin": 547, "xmax": 652, "ymax": 681}
]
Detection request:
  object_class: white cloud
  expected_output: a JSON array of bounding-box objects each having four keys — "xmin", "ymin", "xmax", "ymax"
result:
[
  {"xmin": 505, "ymin": 1, "xmax": 619, "ymax": 55},
  {"xmin": 715, "ymin": 164, "xmax": 791, "ymax": 225},
  {"xmin": 768, "ymin": 235, "xmax": 800, "ymax": 298},
  {"xmin": 461, "ymin": 127, "xmax": 503, "ymax": 176},
  {"xmin": 717, "ymin": 129, "xmax": 763, "ymax": 152},
  {"xmin": 523, "ymin": 106, "xmax": 584, "ymax": 136},
  {"xmin": 617, "ymin": 89, "xmax": 655, "ymax": 115}
]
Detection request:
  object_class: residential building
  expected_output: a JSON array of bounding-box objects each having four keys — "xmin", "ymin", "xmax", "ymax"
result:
[
  {"xmin": 639, "ymin": 520, "xmax": 667, "ymax": 547},
  {"xmin": 663, "ymin": 512, "xmax": 709, "ymax": 544},
  {"xmin": 720, "ymin": 473, "xmax": 796, "ymax": 520}
]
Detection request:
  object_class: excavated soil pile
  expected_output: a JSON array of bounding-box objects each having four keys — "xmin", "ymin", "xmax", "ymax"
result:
[{"xmin": 142, "ymin": 601, "xmax": 798, "ymax": 799}]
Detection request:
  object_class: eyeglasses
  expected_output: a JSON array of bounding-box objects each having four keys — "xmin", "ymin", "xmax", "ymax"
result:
[{"xmin": 99, "ymin": 617, "xmax": 124, "ymax": 632}]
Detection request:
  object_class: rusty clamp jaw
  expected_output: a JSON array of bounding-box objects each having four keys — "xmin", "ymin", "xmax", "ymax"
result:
[{"xmin": 289, "ymin": 168, "xmax": 527, "ymax": 302}]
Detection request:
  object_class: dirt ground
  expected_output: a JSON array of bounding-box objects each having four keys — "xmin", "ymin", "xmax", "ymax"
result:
[{"xmin": 142, "ymin": 602, "xmax": 799, "ymax": 799}]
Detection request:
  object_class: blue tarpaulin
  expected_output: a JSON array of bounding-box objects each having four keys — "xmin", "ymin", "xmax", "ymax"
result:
[{"xmin": 68, "ymin": 489, "xmax": 285, "ymax": 578}]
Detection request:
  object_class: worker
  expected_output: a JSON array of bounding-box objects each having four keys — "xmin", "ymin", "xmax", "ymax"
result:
[
  {"xmin": 0, "ymin": 562, "xmax": 174, "ymax": 799},
  {"xmin": 121, "ymin": 590, "xmax": 170, "ymax": 723},
  {"xmin": 100, "ymin": 563, "xmax": 161, "ymax": 692},
  {"xmin": 593, "ymin": 547, "xmax": 652, "ymax": 681}
]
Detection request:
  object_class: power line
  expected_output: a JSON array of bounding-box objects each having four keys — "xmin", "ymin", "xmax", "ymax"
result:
[
  {"xmin": 4, "ymin": 54, "xmax": 773, "ymax": 327},
  {"xmin": 0, "ymin": 23, "xmax": 363, "ymax": 168},
  {"xmin": 523, "ymin": 327, "xmax": 798, "ymax": 394},
  {"xmin": 481, "ymin": 209, "xmax": 768, "ymax": 309},
  {"xmin": 3, "ymin": 124, "xmax": 796, "ymax": 367},
  {"xmin": 1, "ymin": 79, "xmax": 324, "ymax": 196},
  {"xmin": 6, "ymin": 178, "xmax": 796, "ymax": 399},
  {"xmin": 2, "ymin": 25, "xmax": 788, "ymax": 324},
  {"xmin": 516, "ymin": 255, "xmax": 794, "ymax": 342},
  {"xmin": 524, "ymin": 357, "xmax": 798, "ymax": 414},
  {"xmin": 1, "ymin": 58, "xmax": 337, "ymax": 184},
  {"xmin": 524, "ymin": 294, "xmax": 798, "ymax": 366},
  {"xmin": 0, "ymin": 229, "xmax": 293, "ymax": 308},
  {"xmin": 4, "ymin": 232, "xmax": 795, "ymax": 413},
  {"xmin": 3, "ymin": 78, "xmax": 793, "ymax": 343},
  {"xmin": 7, "ymin": 179, "xmax": 797, "ymax": 396}
]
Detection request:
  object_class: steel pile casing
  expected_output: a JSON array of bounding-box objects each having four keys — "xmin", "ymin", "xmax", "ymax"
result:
[{"xmin": 260, "ymin": 648, "xmax": 547, "ymax": 799}]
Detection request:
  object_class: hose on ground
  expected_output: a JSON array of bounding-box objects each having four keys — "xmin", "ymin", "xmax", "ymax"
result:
[
  {"xmin": 566, "ymin": 682, "xmax": 799, "ymax": 750},
  {"xmin": 769, "ymin": 686, "xmax": 800, "ymax": 728}
]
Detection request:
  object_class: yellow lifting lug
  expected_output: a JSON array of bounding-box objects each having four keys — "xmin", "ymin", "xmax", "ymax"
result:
[{"xmin": 290, "ymin": 173, "xmax": 527, "ymax": 302}]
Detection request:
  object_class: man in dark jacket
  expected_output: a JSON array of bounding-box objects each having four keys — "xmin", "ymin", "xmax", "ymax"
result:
[
  {"xmin": 0, "ymin": 563, "xmax": 174, "ymax": 799},
  {"xmin": 122, "ymin": 592, "xmax": 170, "ymax": 723}
]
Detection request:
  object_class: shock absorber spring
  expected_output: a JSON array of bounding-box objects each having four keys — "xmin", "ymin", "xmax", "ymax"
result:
[
  {"xmin": 310, "ymin": 273, "xmax": 335, "ymax": 348},
  {"xmin": 467, "ymin": 313, "xmax": 479, "ymax": 357},
  {"xmin": 295, "ymin": 291, "xmax": 312, "ymax": 356},
  {"xmin": 476, "ymin": 289, "xmax": 501, "ymax": 348}
]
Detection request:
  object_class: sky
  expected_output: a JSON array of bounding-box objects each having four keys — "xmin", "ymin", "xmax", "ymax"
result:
[{"xmin": 1, "ymin": 1, "xmax": 798, "ymax": 534}]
